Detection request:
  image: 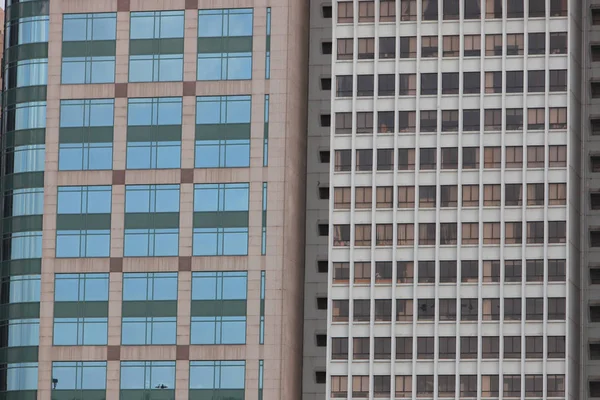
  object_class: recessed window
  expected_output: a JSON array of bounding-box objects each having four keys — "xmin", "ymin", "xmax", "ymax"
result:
[
  {"xmin": 318, "ymin": 187, "xmax": 329, "ymax": 200},
  {"xmin": 590, "ymin": 343, "xmax": 600, "ymax": 360},
  {"xmin": 316, "ymin": 297, "xmax": 327, "ymax": 310},
  {"xmin": 591, "ymin": 381, "xmax": 600, "ymax": 397},
  {"xmin": 315, "ymin": 371, "xmax": 326, "ymax": 384},
  {"xmin": 592, "ymin": 230, "xmax": 600, "ymax": 247},
  {"xmin": 593, "ymin": 8, "xmax": 600, "ymax": 25},
  {"xmin": 317, "ymin": 260, "xmax": 328, "ymax": 273},
  {"xmin": 319, "ymin": 150, "xmax": 330, "ymax": 163},
  {"xmin": 322, "ymin": 5, "xmax": 332, "ymax": 18},
  {"xmin": 593, "ymin": 82, "xmax": 600, "ymax": 98},
  {"xmin": 318, "ymin": 224, "xmax": 328, "ymax": 236},
  {"xmin": 320, "ymin": 114, "xmax": 331, "ymax": 127},
  {"xmin": 321, "ymin": 78, "xmax": 331, "ymax": 90},
  {"xmin": 591, "ymin": 268, "xmax": 600, "ymax": 284},
  {"xmin": 322, "ymin": 41, "xmax": 332, "ymax": 55},
  {"xmin": 591, "ymin": 305, "xmax": 600, "ymax": 322},
  {"xmin": 316, "ymin": 334, "xmax": 327, "ymax": 346}
]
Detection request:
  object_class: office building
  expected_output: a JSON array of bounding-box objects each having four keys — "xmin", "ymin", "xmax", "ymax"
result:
[
  {"xmin": 0, "ymin": 0, "xmax": 308, "ymax": 399},
  {"xmin": 327, "ymin": 0, "xmax": 578, "ymax": 398}
]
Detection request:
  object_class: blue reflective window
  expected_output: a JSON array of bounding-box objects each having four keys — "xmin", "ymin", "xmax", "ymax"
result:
[
  {"xmin": 123, "ymin": 229, "xmax": 179, "ymax": 257},
  {"xmin": 3, "ymin": 363, "xmax": 38, "ymax": 391},
  {"xmin": 197, "ymin": 9, "xmax": 253, "ymax": 81},
  {"xmin": 128, "ymin": 54, "xmax": 183, "ymax": 82},
  {"xmin": 130, "ymin": 11, "xmax": 184, "ymax": 39},
  {"xmin": 51, "ymin": 362, "xmax": 107, "ymax": 390},
  {"xmin": 8, "ymin": 275, "xmax": 41, "ymax": 303},
  {"xmin": 59, "ymin": 99, "xmax": 114, "ymax": 171},
  {"xmin": 61, "ymin": 13, "xmax": 116, "ymax": 84},
  {"xmin": 60, "ymin": 99, "xmax": 114, "ymax": 128},
  {"xmin": 9, "ymin": 145, "xmax": 45, "ymax": 173},
  {"xmin": 8, "ymin": 319, "xmax": 39, "ymax": 347},
  {"xmin": 56, "ymin": 187, "xmax": 112, "ymax": 258},
  {"xmin": 191, "ymin": 272, "xmax": 247, "ymax": 344},
  {"xmin": 127, "ymin": 97, "xmax": 182, "ymax": 169},
  {"xmin": 195, "ymin": 96, "xmax": 251, "ymax": 168},
  {"xmin": 192, "ymin": 272, "xmax": 247, "ymax": 301},
  {"xmin": 196, "ymin": 96, "xmax": 251, "ymax": 124},
  {"xmin": 8, "ymin": 188, "xmax": 44, "ymax": 216},
  {"xmin": 189, "ymin": 361, "xmax": 245, "ymax": 390},
  {"xmin": 54, "ymin": 274, "xmax": 110, "ymax": 302},
  {"xmin": 120, "ymin": 361, "xmax": 176, "ymax": 390},
  {"xmin": 122, "ymin": 273, "xmax": 178, "ymax": 301},
  {"xmin": 11, "ymin": 101, "xmax": 46, "ymax": 131},
  {"xmin": 7, "ymin": 232, "xmax": 42, "ymax": 260},
  {"xmin": 53, "ymin": 318, "xmax": 108, "ymax": 346},
  {"xmin": 121, "ymin": 317, "xmax": 176, "ymax": 345},
  {"xmin": 197, "ymin": 52, "xmax": 252, "ymax": 81},
  {"xmin": 7, "ymin": 16, "xmax": 49, "ymax": 45},
  {"xmin": 194, "ymin": 183, "xmax": 249, "ymax": 212},
  {"xmin": 125, "ymin": 185, "xmax": 180, "ymax": 213},
  {"xmin": 57, "ymin": 186, "xmax": 112, "ymax": 214},
  {"xmin": 63, "ymin": 13, "xmax": 117, "ymax": 41},
  {"xmin": 198, "ymin": 9, "xmax": 253, "ymax": 37},
  {"xmin": 12, "ymin": 59, "xmax": 48, "ymax": 88},
  {"xmin": 193, "ymin": 228, "xmax": 248, "ymax": 256},
  {"xmin": 61, "ymin": 56, "xmax": 115, "ymax": 84}
]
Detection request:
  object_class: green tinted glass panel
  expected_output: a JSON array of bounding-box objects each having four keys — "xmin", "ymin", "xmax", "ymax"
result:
[
  {"xmin": 6, "ymin": 43, "xmax": 48, "ymax": 63},
  {"xmin": 124, "ymin": 213, "xmax": 180, "ymax": 229},
  {"xmin": 122, "ymin": 300, "xmax": 178, "ymax": 317},
  {"xmin": 189, "ymin": 390, "xmax": 244, "ymax": 400},
  {"xmin": 0, "ymin": 390, "xmax": 38, "ymax": 400},
  {"xmin": 59, "ymin": 127, "xmax": 114, "ymax": 144},
  {"xmin": 0, "ymin": 346, "xmax": 39, "ymax": 363},
  {"xmin": 191, "ymin": 300, "xmax": 247, "ymax": 317},
  {"xmin": 4, "ymin": 129, "xmax": 46, "ymax": 147},
  {"xmin": 3, "ymin": 216, "xmax": 43, "ymax": 233},
  {"xmin": 0, "ymin": 302, "xmax": 40, "ymax": 320},
  {"xmin": 56, "ymin": 214, "xmax": 111, "ymax": 230},
  {"xmin": 0, "ymin": 259, "xmax": 42, "ymax": 276},
  {"xmin": 50, "ymin": 390, "xmax": 106, "ymax": 400},
  {"xmin": 194, "ymin": 124, "xmax": 251, "ymax": 140},
  {"xmin": 197, "ymin": 37, "xmax": 253, "ymax": 53},
  {"xmin": 129, "ymin": 39, "xmax": 184, "ymax": 55},
  {"xmin": 193, "ymin": 211, "xmax": 249, "ymax": 228},
  {"xmin": 53, "ymin": 301, "xmax": 108, "ymax": 318},
  {"xmin": 7, "ymin": 0, "xmax": 49, "ymax": 20},
  {"xmin": 62, "ymin": 41, "xmax": 116, "ymax": 57},
  {"xmin": 3, "ymin": 172, "xmax": 44, "ymax": 190},
  {"xmin": 127, "ymin": 126, "xmax": 182, "ymax": 142},
  {"xmin": 119, "ymin": 390, "xmax": 175, "ymax": 400},
  {"xmin": 3, "ymin": 86, "xmax": 47, "ymax": 106}
]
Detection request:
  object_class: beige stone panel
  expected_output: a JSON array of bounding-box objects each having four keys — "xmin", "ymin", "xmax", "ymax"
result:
[
  {"xmin": 124, "ymin": 169, "xmax": 181, "ymax": 184},
  {"xmin": 122, "ymin": 257, "xmax": 179, "ymax": 272},
  {"xmin": 115, "ymin": 12, "xmax": 131, "ymax": 83},
  {"xmin": 176, "ymin": 271, "xmax": 191, "ymax": 345},
  {"xmin": 130, "ymin": 0, "xmax": 186, "ymax": 11},
  {"xmin": 181, "ymin": 97, "xmax": 196, "ymax": 169},
  {"xmin": 112, "ymin": 97, "xmax": 128, "ymax": 170},
  {"xmin": 108, "ymin": 273, "xmax": 123, "ymax": 346},
  {"xmin": 57, "ymin": 171, "xmax": 113, "ymax": 186},
  {"xmin": 192, "ymin": 168, "xmax": 252, "ymax": 183},
  {"xmin": 120, "ymin": 345, "xmax": 177, "ymax": 359},
  {"xmin": 110, "ymin": 185, "xmax": 125, "ymax": 257},
  {"xmin": 190, "ymin": 256, "xmax": 248, "ymax": 271},
  {"xmin": 179, "ymin": 184, "xmax": 194, "ymax": 256},
  {"xmin": 175, "ymin": 360, "xmax": 190, "ymax": 400},
  {"xmin": 106, "ymin": 361, "xmax": 121, "ymax": 400},
  {"xmin": 59, "ymin": 84, "xmax": 116, "ymax": 99},
  {"xmin": 53, "ymin": 258, "xmax": 111, "ymax": 273},
  {"xmin": 196, "ymin": 80, "xmax": 253, "ymax": 96},
  {"xmin": 183, "ymin": 9, "xmax": 199, "ymax": 81},
  {"xmin": 51, "ymin": 346, "xmax": 108, "ymax": 361},
  {"xmin": 60, "ymin": 0, "xmax": 118, "ymax": 13},
  {"xmin": 188, "ymin": 345, "xmax": 246, "ymax": 360},
  {"xmin": 127, "ymin": 82, "xmax": 184, "ymax": 98}
]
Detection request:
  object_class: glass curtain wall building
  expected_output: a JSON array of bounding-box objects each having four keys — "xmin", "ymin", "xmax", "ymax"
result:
[
  {"xmin": 327, "ymin": 0, "xmax": 580, "ymax": 399},
  {"xmin": 0, "ymin": 0, "xmax": 309, "ymax": 399}
]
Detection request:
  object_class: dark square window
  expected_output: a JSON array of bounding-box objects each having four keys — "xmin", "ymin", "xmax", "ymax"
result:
[
  {"xmin": 317, "ymin": 261, "xmax": 328, "ymax": 273},
  {"xmin": 320, "ymin": 114, "xmax": 331, "ymax": 127},
  {"xmin": 316, "ymin": 334, "xmax": 327, "ymax": 346},
  {"xmin": 318, "ymin": 187, "xmax": 329, "ymax": 200},
  {"xmin": 318, "ymin": 224, "xmax": 329, "ymax": 236},
  {"xmin": 322, "ymin": 42, "xmax": 332, "ymax": 54},
  {"xmin": 319, "ymin": 151, "xmax": 330, "ymax": 163},
  {"xmin": 316, "ymin": 297, "xmax": 328, "ymax": 310},
  {"xmin": 321, "ymin": 78, "xmax": 332, "ymax": 90},
  {"xmin": 322, "ymin": 5, "xmax": 333, "ymax": 18},
  {"xmin": 315, "ymin": 371, "xmax": 326, "ymax": 384}
]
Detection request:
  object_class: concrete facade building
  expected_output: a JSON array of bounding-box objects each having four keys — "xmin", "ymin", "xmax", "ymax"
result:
[
  {"xmin": 0, "ymin": 0, "xmax": 308, "ymax": 399},
  {"xmin": 326, "ymin": 0, "xmax": 580, "ymax": 398}
]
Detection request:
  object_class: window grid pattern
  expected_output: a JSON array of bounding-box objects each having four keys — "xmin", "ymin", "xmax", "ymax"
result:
[{"xmin": 328, "ymin": 1, "xmax": 570, "ymax": 399}]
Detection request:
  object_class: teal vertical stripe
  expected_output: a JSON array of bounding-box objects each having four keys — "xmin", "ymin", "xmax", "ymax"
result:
[
  {"xmin": 261, "ymin": 182, "xmax": 267, "ymax": 255},
  {"xmin": 265, "ymin": 8, "xmax": 271, "ymax": 79}
]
